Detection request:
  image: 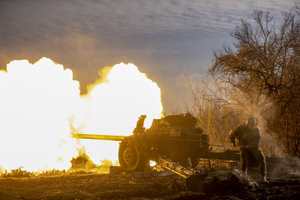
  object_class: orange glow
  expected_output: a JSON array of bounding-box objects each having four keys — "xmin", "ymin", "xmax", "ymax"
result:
[{"xmin": 0, "ymin": 59, "xmax": 163, "ymax": 172}]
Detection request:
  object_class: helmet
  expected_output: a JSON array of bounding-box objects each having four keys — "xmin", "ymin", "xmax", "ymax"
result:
[{"xmin": 247, "ymin": 117, "xmax": 257, "ymax": 127}]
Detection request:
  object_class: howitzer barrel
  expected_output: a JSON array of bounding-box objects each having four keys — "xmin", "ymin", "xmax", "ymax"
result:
[{"xmin": 72, "ymin": 133, "xmax": 126, "ymax": 141}]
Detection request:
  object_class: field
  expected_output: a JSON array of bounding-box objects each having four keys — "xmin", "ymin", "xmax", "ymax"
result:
[{"xmin": 1, "ymin": 169, "xmax": 300, "ymax": 200}]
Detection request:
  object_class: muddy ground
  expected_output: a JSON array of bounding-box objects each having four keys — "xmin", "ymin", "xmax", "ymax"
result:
[{"xmin": 1, "ymin": 169, "xmax": 300, "ymax": 200}]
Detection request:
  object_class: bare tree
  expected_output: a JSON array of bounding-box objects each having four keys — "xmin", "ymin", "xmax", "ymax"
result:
[{"xmin": 207, "ymin": 8, "xmax": 300, "ymax": 155}]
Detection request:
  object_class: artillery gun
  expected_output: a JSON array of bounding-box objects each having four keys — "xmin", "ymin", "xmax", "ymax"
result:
[
  {"xmin": 118, "ymin": 114, "xmax": 210, "ymax": 173},
  {"xmin": 72, "ymin": 114, "xmax": 298, "ymax": 190},
  {"xmin": 72, "ymin": 114, "xmax": 240, "ymax": 174}
]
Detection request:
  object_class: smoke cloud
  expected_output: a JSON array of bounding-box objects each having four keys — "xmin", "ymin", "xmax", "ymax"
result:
[
  {"xmin": 0, "ymin": 58, "xmax": 81, "ymax": 171},
  {"xmin": 0, "ymin": 58, "xmax": 163, "ymax": 172}
]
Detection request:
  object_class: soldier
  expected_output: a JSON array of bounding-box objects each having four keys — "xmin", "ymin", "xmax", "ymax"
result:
[{"xmin": 229, "ymin": 117, "xmax": 268, "ymax": 184}]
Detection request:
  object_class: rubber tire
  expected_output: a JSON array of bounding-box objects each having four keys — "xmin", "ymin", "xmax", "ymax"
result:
[{"xmin": 118, "ymin": 141, "xmax": 148, "ymax": 173}]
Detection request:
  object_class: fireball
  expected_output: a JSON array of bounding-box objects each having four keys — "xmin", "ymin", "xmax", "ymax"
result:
[
  {"xmin": 75, "ymin": 62, "xmax": 163, "ymax": 165},
  {"xmin": 0, "ymin": 58, "xmax": 81, "ymax": 172},
  {"xmin": 0, "ymin": 58, "xmax": 163, "ymax": 172}
]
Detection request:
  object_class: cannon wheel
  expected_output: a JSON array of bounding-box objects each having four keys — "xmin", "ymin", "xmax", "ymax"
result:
[{"xmin": 118, "ymin": 139, "xmax": 148, "ymax": 173}]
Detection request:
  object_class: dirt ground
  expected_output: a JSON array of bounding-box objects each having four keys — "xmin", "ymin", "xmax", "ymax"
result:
[{"xmin": 1, "ymin": 169, "xmax": 300, "ymax": 200}]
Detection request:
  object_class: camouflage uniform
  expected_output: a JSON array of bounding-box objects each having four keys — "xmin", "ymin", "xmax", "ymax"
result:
[{"xmin": 229, "ymin": 120, "xmax": 267, "ymax": 181}]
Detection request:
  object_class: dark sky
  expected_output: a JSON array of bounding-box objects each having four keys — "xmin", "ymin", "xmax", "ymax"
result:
[{"xmin": 0, "ymin": 0, "xmax": 295, "ymax": 113}]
